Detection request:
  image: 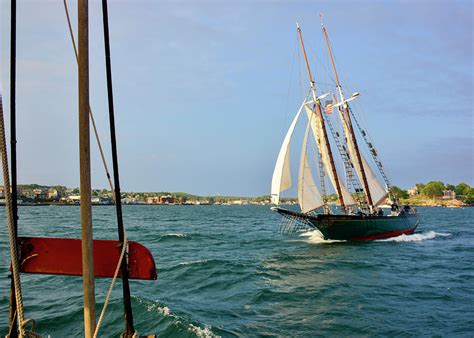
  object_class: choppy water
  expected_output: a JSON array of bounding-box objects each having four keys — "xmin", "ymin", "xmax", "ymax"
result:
[{"xmin": 0, "ymin": 205, "xmax": 473, "ymax": 336}]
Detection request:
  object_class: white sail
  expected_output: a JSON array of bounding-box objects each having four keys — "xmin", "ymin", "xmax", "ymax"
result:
[
  {"xmin": 338, "ymin": 108, "xmax": 388, "ymax": 206},
  {"xmin": 361, "ymin": 155, "xmax": 388, "ymax": 205},
  {"xmin": 304, "ymin": 104, "xmax": 356, "ymax": 206},
  {"xmin": 271, "ymin": 102, "xmax": 305, "ymax": 205},
  {"xmin": 298, "ymin": 120, "xmax": 324, "ymax": 212}
]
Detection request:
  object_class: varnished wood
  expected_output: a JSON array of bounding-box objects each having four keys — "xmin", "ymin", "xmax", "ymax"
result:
[
  {"xmin": 321, "ymin": 21, "xmax": 374, "ymax": 209},
  {"xmin": 78, "ymin": 0, "xmax": 96, "ymax": 336},
  {"xmin": 297, "ymin": 24, "xmax": 346, "ymax": 213}
]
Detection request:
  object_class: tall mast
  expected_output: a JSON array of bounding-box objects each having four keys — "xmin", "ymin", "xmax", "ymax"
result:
[
  {"xmin": 320, "ymin": 16, "xmax": 374, "ymax": 209},
  {"xmin": 296, "ymin": 23, "xmax": 346, "ymax": 213},
  {"xmin": 78, "ymin": 0, "xmax": 96, "ymax": 336},
  {"xmin": 101, "ymin": 0, "xmax": 135, "ymax": 334}
]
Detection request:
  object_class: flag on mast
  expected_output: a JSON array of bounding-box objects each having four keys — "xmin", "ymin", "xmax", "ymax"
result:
[{"xmin": 324, "ymin": 100, "xmax": 333, "ymax": 114}]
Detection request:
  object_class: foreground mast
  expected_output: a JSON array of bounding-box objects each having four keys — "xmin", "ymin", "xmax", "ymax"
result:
[
  {"xmin": 78, "ymin": 0, "xmax": 96, "ymax": 335},
  {"xmin": 296, "ymin": 23, "xmax": 346, "ymax": 214}
]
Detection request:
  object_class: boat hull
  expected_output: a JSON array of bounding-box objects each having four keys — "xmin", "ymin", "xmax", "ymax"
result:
[{"xmin": 274, "ymin": 208, "xmax": 420, "ymax": 241}]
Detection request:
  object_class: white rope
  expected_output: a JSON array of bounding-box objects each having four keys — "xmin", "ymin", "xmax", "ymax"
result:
[
  {"xmin": 63, "ymin": 0, "xmax": 115, "ymax": 194},
  {"xmin": 62, "ymin": 1, "xmax": 132, "ymax": 335},
  {"xmin": 0, "ymin": 85, "xmax": 33, "ymax": 337},
  {"xmin": 93, "ymin": 234, "xmax": 128, "ymax": 338}
]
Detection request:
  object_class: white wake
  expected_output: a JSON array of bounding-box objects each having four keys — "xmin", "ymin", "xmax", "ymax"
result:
[
  {"xmin": 377, "ymin": 231, "xmax": 451, "ymax": 242},
  {"xmin": 299, "ymin": 230, "xmax": 346, "ymax": 244},
  {"xmin": 299, "ymin": 230, "xmax": 450, "ymax": 243}
]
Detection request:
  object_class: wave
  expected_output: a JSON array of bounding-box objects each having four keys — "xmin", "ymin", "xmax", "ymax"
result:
[
  {"xmin": 299, "ymin": 230, "xmax": 346, "ymax": 244},
  {"xmin": 158, "ymin": 233, "xmax": 190, "ymax": 241},
  {"xmin": 377, "ymin": 231, "xmax": 451, "ymax": 242},
  {"xmin": 134, "ymin": 296, "xmax": 220, "ymax": 337},
  {"xmin": 178, "ymin": 259, "xmax": 211, "ymax": 267},
  {"xmin": 144, "ymin": 301, "xmax": 171, "ymax": 317},
  {"xmin": 188, "ymin": 323, "xmax": 220, "ymax": 338}
]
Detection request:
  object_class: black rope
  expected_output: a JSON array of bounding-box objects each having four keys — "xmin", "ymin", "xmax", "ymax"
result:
[
  {"xmin": 8, "ymin": 0, "xmax": 19, "ymax": 335},
  {"xmin": 101, "ymin": 0, "xmax": 134, "ymax": 334}
]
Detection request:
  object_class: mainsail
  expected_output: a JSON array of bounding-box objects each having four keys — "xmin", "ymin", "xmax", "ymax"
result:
[
  {"xmin": 304, "ymin": 104, "xmax": 356, "ymax": 206},
  {"xmin": 298, "ymin": 119, "xmax": 324, "ymax": 212},
  {"xmin": 271, "ymin": 102, "xmax": 305, "ymax": 205},
  {"xmin": 338, "ymin": 108, "xmax": 388, "ymax": 206}
]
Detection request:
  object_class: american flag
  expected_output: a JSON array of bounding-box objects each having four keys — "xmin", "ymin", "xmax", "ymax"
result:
[{"xmin": 324, "ymin": 100, "xmax": 333, "ymax": 114}]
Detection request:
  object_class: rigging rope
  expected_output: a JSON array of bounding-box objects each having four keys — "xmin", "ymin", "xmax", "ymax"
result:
[
  {"xmin": 63, "ymin": 0, "xmax": 115, "ymax": 194},
  {"xmin": 62, "ymin": 1, "xmax": 132, "ymax": 335},
  {"xmin": 1, "ymin": 88, "xmax": 37, "ymax": 338}
]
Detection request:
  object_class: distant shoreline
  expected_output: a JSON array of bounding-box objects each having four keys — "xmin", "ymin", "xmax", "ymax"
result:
[{"xmin": 0, "ymin": 201, "xmax": 471, "ymax": 208}]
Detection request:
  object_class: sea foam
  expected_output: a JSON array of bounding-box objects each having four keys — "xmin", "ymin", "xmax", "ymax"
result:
[
  {"xmin": 188, "ymin": 324, "xmax": 220, "ymax": 338},
  {"xmin": 299, "ymin": 230, "xmax": 346, "ymax": 244},
  {"xmin": 377, "ymin": 231, "xmax": 451, "ymax": 242},
  {"xmin": 300, "ymin": 230, "xmax": 450, "ymax": 243}
]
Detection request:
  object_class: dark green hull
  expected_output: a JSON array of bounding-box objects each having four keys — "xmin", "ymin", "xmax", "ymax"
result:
[{"xmin": 275, "ymin": 208, "xmax": 420, "ymax": 241}]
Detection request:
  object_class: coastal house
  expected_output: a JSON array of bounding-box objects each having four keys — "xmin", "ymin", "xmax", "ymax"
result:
[
  {"xmin": 47, "ymin": 188, "xmax": 60, "ymax": 199},
  {"xmin": 442, "ymin": 190, "xmax": 456, "ymax": 200},
  {"xmin": 407, "ymin": 186, "xmax": 418, "ymax": 196},
  {"xmin": 20, "ymin": 189, "xmax": 35, "ymax": 199},
  {"xmin": 146, "ymin": 197, "xmax": 160, "ymax": 204},
  {"xmin": 33, "ymin": 188, "xmax": 47, "ymax": 200},
  {"xmin": 67, "ymin": 195, "xmax": 81, "ymax": 204}
]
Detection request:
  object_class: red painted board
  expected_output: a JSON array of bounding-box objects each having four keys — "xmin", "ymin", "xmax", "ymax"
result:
[{"xmin": 17, "ymin": 237, "xmax": 157, "ymax": 280}]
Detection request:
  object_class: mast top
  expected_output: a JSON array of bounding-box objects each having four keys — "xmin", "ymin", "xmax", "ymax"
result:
[{"xmin": 319, "ymin": 13, "xmax": 325, "ymax": 28}]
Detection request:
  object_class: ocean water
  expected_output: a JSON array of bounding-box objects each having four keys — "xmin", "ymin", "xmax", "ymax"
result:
[{"xmin": 0, "ymin": 205, "xmax": 473, "ymax": 336}]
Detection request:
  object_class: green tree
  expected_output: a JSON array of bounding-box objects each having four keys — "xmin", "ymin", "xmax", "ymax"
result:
[
  {"xmin": 455, "ymin": 182, "xmax": 471, "ymax": 196},
  {"xmin": 414, "ymin": 183, "xmax": 425, "ymax": 195},
  {"xmin": 390, "ymin": 186, "xmax": 409, "ymax": 199},
  {"xmin": 422, "ymin": 181, "xmax": 445, "ymax": 198},
  {"xmin": 462, "ymin": 188, "xmax": 474, "ymax": 204},
  {"xmin": 445, "ymin": 184, "xmax": 455, "ymax": 191}
]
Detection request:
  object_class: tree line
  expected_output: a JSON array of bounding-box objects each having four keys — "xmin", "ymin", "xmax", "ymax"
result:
[{"xmin": 390, "ymin": 181, "xmax": 474, "ymax": 204}]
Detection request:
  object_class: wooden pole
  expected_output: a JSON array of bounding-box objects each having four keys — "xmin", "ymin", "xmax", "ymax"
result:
[
  {"xmin": 101, "ymin": 0, "xmax": 135, "ymax": 334},
  {"xmin": 320, "ymin": 18, "xmax": 374, "ymax": 209},
  {"xmin": 8, "ymin": 0, "xmax": 19, "ymax": 334},
  {"xmin": 296, "ymin": 23, "xmax": 346, "ymax": 213},
  {"xmin": 78, "ymin": 0, "xmax": 96, "ymax": 336}
]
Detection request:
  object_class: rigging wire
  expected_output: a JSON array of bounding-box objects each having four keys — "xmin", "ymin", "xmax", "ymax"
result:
[
  {"xmin": 63, "ymin": 0, "xmax": 115, "ymax": 193},
  {"xmin": 279, "ymin": 35, "xmax": 299, "ymax": 140},
  {"xmin": 322, "ymin": 23, "xmax": 392, "ymax": 192}
]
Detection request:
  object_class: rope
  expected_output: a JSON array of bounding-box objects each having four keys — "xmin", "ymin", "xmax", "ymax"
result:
[
  {"xmin": 63, "ymin": 0, "xmax": 115, "ymax": 193},
  {"xmin": 1, "ymin": 86, "xmax": 35, "ymax": 337},
  {"xmin": 93, "ymin": 236, "xmax": 128, "ymax": 338}
]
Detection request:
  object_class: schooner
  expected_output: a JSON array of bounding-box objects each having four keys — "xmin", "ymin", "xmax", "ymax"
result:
[{"xmin": 271, "ymin": 18, "xmax": 420, "ymax": 241}]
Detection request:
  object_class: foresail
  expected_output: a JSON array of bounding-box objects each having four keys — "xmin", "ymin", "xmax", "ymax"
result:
[
  {"xmin": 298, "ymin": 120, "xmax": 324, "ymax": 213},
  {"xmin": 304, "ymin": 105, "xmax": 356, "ymax": 206},
  {"xmin": 338, "ymin": 109, "xmax": 388, "ymax": 206},
  {"xmin": 361, "ymin": 155, "xmax": 388, "ymax": 206},
  {"xmin": 271, "ymin": 102, "xmax": 305, "ymax": 205}
]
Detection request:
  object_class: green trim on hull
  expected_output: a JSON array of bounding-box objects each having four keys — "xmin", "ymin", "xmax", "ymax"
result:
[{"xmin": 274, "ymin": 207, "xmax": 420, "ymax": 241}]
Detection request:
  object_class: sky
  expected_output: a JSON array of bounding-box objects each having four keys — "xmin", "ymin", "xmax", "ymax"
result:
[{"xmin": 0, "ymin": 0, "xmax": 472, "ymax": 196}]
